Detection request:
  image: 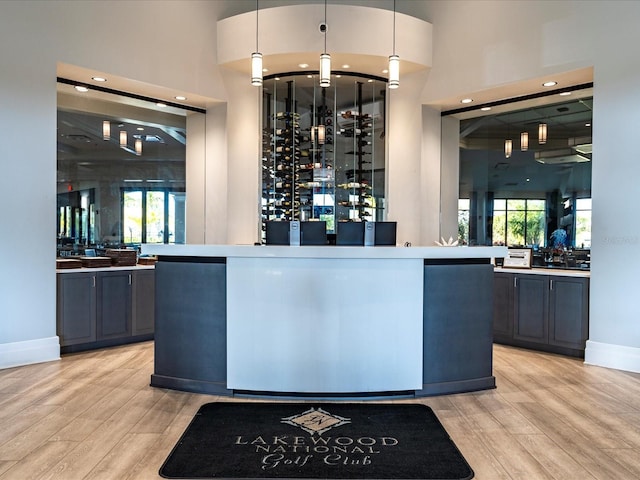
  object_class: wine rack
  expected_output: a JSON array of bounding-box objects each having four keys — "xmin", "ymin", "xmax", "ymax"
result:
[{"xmin": 261, "ymin": 74, "xmax": 386, "ymax": 242}]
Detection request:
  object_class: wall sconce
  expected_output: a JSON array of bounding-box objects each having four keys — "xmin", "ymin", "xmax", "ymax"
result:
[
  {"xmin": 135, "ymin": 138, "xmax": 143, "ymax": 156},
  {"xmin": 119, "ymin": 130, "xmax": 127, "ymax": 148},
  {"xmin": 520, "ymin": 131, "xmax": 529, "ymax": 151},
  {"xmin": 102, "ymin": 121, "xmax": 110, "ymax": 141},
  {"xmin": 538, "ymin": 123, "xmax": 547, "ymax": 144}
]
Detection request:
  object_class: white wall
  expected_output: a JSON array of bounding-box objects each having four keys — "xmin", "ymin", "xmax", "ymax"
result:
[
  {"xmin": 0, "ymin": 0, "xmax": 227, "ymax": 367},
  {"xmin": 421, "ymin": 0, "xmax": 640, "ymax": 372},
  {"xmin": 2, "ymin": 0, "xmax": 639, "ymax": 373}
]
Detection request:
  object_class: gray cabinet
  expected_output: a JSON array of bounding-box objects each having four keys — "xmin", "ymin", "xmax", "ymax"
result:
[
  {"xmin": 132, "ymin": 269, "xmax": 155, "ymax": 335},
  {"xmin": 97, "ymin": 270, "xmax": 132, "ymax": 340},
  {"xmin": 513, "ymin": 274, "xmax": 549, "ymax": 344},
  {"xmin": 493, "ymin": 271, "xmax": 589, "ymax": 357},
  {"xmin": 493, "ymin": 273, "xmax": 514, "ymax": 341},
  {"xmin": 57, "ymin": 268, "xmax": 154, "ymax": 351},
  {"xmin": 57, "ymin": 272, "xmax": 97, "ymax": 346}
]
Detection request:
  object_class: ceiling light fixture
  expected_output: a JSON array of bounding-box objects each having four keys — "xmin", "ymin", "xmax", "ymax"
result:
[
  {"xmin": 342, "ymin": 64, "xmax": 350, "ymax": 69},
  {"xmin": 119, "ymin": 130, "xmax": 127, "ymax": 148},
  {"xmin": 102, "ymin": 121, "xmax": 110, "ymax": 141},
  {"xmin": 319, "ymin": 0, "xmax": 331, "ymax": 87},
  {"xmin": 521, "ymin": 131, "xmax": 529, "ymax": 151},
  {"xmin": 174, "ymin": 95, "xmax": 187, "ymax": 101},
  {"xmin": 388, "ymin": 0, "xmax": 399, "ymax": 89},
  {"xmin": 481, "ymin": 107, "xmax": 491, "ymax": 111},
  {"xmin": 156, "ymin": 102, "xmax": 167, "ymax": 108},
  {"xmin": 461, "ymin": 98, "xmax": 473, "ymax": 104},
  {"xmin": 538, "ymin": 122, "xmax": 548, "ymax": 144},
  {"xmin": 74, "ymin": 85, "xmax": 89, "ymax": 92},
  {"xmin": 543, "ymin": 81, "xmax": 557, "ymax": 87},
  {"xmin": 251, "ymin": 0, "xmax": 263, "ymax": 86},
  {"xmin": 92, "ymin": 76, "xmax": 107, "ymax": 82},
  {"xmin": 559, "ymin": 91, "xmax": 572, "ymax": 96},
  {"xmin": 298, "ymin": 63, "xmax": 309, "ymax": 68}
]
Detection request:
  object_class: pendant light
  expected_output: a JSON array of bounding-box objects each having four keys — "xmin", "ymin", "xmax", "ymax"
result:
[
  {"xmin": 119, "ymin": 130, "xmax": 127, "ymax": 148},
  {"xmin": 538, "ymin": 122, "xmax": 548, "ymax": 144},
  {"xmin": 505, "ymin": 139, "xmax": 512, "ymax": 158},
  {"xmin": 520, "ymin": 131, "xmax": 529, "ymax": 151},
  {"xmin": 319, "ymin": 0, "xmax": 330, "ymax": 87},
  {"xmin": 312, "ymin": 125, "xmax": 326, "ymax": 145},
  {"xmin": 388, "ymin": 0, "xmax": 400, "ymax": 89},
  {"xmin": 102, "ymin": 120, "xmax": 110, "ymax": 141},
  {"xmin": 251, "ymin": 0, "xmax": 263, "ymax": 86}
]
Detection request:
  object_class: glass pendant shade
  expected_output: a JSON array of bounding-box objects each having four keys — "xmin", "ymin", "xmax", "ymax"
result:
[
  {"xmin": 388, "ymin": 55, "xmax": 400, "ymax": 89},
  {"xmin": 538, "ymin": 123, "xmax": 547, "ymax": 144},
  {"xmin": 505, "ymin": 139, "xmax": 513, "ymax": 158},
  {"xmin": 520, "ymin": 131, "xmax": 529, "ymax": 151},
  {"xmin": 135, "ymin": 138, "xmax": 142, "ymax": 156},
  {"xmin": 251, "ymin": 52, "xmax": 263, "ymax": 86},
  {"xmin": 119, "ymin": 130, "xmax": 127, "ymax": 148},
  {"xmin": 102, "ymin": 120, "xmax": 110, "ymax": 141},
  {"xmin": 320, "ymin": 53, "xmax": 331, "ymax": 87}
]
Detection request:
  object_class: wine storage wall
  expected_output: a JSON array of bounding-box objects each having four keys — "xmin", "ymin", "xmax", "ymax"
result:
[{"xmin": 261, "ymin": 74, "xmax": 386, "ymax": 240}]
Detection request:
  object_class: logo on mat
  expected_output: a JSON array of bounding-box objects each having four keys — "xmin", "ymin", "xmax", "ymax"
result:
[{"xmin": 281, "ymin": 407, "xmax": 351, "ymax": 435}]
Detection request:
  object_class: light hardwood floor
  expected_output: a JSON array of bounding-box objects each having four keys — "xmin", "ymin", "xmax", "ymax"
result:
[{"xmin": 0, "ymin": 342, "xmax": 639, "ymax": 479}]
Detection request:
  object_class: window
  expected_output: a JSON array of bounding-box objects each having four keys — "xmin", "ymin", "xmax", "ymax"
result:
[
  {"xmin": 492, "ymin": 199, "xmax": 545, "ymax": 247},
  {"xmin": 458, "ymin": 198, "xmax": 470, "ymax": 245},
  {"xmin": 122, "ymin": 188, "xmax": 185, "ymax": 246},
  {"xmin": 575, "ymin": 198, "xmax": 592, "ymax": 248}
]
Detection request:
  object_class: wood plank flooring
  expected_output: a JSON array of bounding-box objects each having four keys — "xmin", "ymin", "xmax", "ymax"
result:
[{"xmin": 0, "ymin": 342, "xmax": 639, "ymax": 479}]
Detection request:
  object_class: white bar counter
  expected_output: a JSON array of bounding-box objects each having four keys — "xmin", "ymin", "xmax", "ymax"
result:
[{"xmin": 143, "ymin": 244, "xmax": 507, "ymax": 398}]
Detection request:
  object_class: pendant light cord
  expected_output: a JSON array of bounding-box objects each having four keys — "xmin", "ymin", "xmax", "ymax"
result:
[
  {"xmin": 324, "ymin": 0, "xmax": 327, "ymax": 53},
  {"xmin": 255, "ymin": 0, "xmax": 259, "ymax": 52},
  {"xmin": 393, "ymin": 0, "xmax": 396, "ymax": 55}
]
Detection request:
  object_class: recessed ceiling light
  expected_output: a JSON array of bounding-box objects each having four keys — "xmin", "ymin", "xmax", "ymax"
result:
[
  {"xmin": 262, "ymin": 68, "xmax": 269, "ymax": 72},
  {"xmin": 335, "ymin": 75, "xmax": 342, "ymax": 78},
  {"xmin": 137, "ymin": 127, "xmax": 145, "ymax": 131},
  {"xmin": 156, "ymin": 102, "xmax": 167, "ymax": 108},
  {"xmin": 342, "ymin": 64, "xmax": 350, "ymax": 69},
  {"xmin": 585, "ymin": 123, "xmax": 591, "ymax": 127},
  {"xmin": 174, "ymin": 95, "xmax": 187, "ymax": 101},
  {"xmin": 367, "ymin": 79, "xmax": 373, "ymax": 83},
  {"xmin": 542, "ymin": 81, "xmax": 557, "ymax": 87},
  {"xmin": 481, "ymin": 107, "xmax": 492, "ymax": 111},
  {"xmin": 461, "ymin": 98, "xmax": 473, "ymax": 104},
  {"xmin": 74, "ymin": 85, "xmax": 89, "ymax": 92},
  {"xmin": 559, "ymin": 91, "xmax": 571, "ymax": 96},
  {"xmin": 298, "ymin": 63, "xmax": 309, "ymax": 68},
  {"xmin": 92, "ymin": 76, "xmax": 107, "ymax": 82},
  {"xmin": 307, "ymin": 75, "xmax": 313, "ymax": 79},
  {"xmin": 382, "ymin": 69, "xmax": 389, "ymax": 74}
]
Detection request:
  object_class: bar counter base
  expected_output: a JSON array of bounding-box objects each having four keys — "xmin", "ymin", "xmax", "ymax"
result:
[{"xmin": 146, "ymin": 245, "xmax": 505, "ymax": 399}]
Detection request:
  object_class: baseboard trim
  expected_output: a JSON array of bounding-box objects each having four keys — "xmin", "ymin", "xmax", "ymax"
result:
[
  {"xmin": 0, "ymin": 337, "xmax": 60, "ymax": 369},
  {"xmin": 584, "ymin": 340, "xmax": 640, "ymax": 373}
]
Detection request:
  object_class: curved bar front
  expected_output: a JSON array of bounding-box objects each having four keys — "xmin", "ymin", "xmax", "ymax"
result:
[{"xmin": 142, "ymin": 244, "xmax": 507, "ymax": 399}]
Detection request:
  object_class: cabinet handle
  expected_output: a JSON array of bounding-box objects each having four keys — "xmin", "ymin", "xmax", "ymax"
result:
[
  {"xmin": 550, "ymin": 279, "xmax": 553, "ymax": 290},
  {"xmin": 514, "ymin": 277, "xmax": 518, "ymax": 288},
  {"xmin": 92, "ymin": 276, "xmax": 96, "ymax": 288},
  {"xmin": 129, "ymin": 274, "xmax": 132, "ymax": 285}
]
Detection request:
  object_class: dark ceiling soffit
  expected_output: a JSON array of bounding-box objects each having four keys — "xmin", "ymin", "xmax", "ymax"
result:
[
  {"xmin": 264, "ymin": 71, "xmax": 389, "ymax": 83},
  {"xmin": 57, "ymin": 77, "xmax": 207, "ymax": 115},
  {"xmin": 441, "ymin": 82, "xmax": 594, "ymax": 117}
]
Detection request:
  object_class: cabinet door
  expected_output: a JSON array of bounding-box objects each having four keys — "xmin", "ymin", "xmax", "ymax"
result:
[
  {"xmin": 97, "ymin": 271, "xmax": 132, "ymax": 340},
  {"xmin": 548, "ymin": 276, "xmax": 589, "ymax": 350},
  {"xmin": 513, "ymin": 274, "xmax": 549, "ymax": 344},
  {"xmin": 132, "ymin": 269, "xmax": 155, "ymax": 336},
  {"xmin": 493, "ymin": 273, "xmax": 514, "ymax": 339},
  {"xmin": 57, "ymin": 273, "xmax": 97, "ymax": 346}
]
